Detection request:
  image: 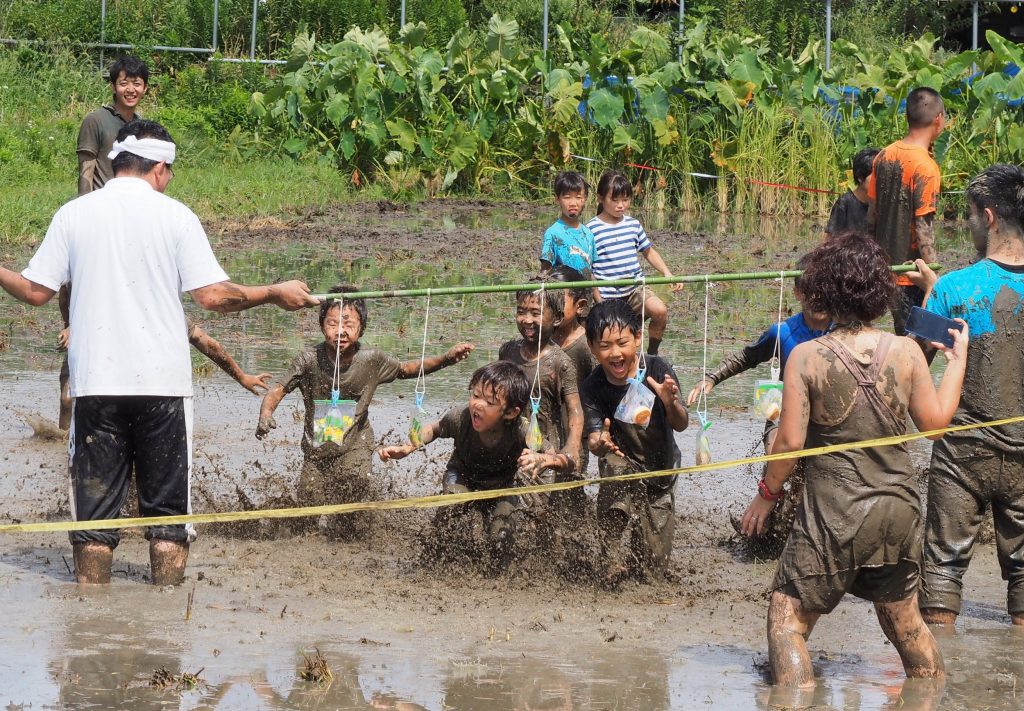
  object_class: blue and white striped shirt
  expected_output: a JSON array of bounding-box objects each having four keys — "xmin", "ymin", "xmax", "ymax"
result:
[{"xmin": 586, "ymin": 215, "xmax": 652, "ymax": 299}]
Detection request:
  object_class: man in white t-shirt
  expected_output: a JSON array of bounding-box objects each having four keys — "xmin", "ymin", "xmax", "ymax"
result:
[{"xmin": 0, "ymin": 119, "xmax": 318, "ymax": 586}]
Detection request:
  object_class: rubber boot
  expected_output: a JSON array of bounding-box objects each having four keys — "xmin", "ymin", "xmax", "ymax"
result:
[
  {"xmin": 72, "ymin": 542, "xmax": 113, "ymax": 584},
  {"xmin": 150, "ymin": 540, "xmax": 189, "ymax": 586}
]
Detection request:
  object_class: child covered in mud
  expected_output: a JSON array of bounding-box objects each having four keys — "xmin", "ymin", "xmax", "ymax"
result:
[
  {"xmin": 540, "ymin": 171, "xmax": 596, "ymax": 276},
  {"xmin": 686, "ymin": 255, "xmax": 830, "ymax": 555},
  {"xmin": 740, "ymin": 233, "xmax": 967, "ymax": 687},
  {"xmin": 256, "ymin": 285, "xmax": 473, "ymax": 537},
  {"xmin": 498, "ymin": 280, "xmax": 583, "ymax": 519},
  {"xmin": 378, "ymin": 362, "xmax": 535, "ymax": 568},
  {"xmin": 586, "ymin": 170, "xmax": 682, "ymax": 356},
  {"xmin": 580, "ymin": 299, "xmax": 688, "ymax": 586},
  {"xmin": 824, "ymin": 147, "xmax": 880, "ymax": 237},
  {"xmin": 549, "ymin": 266, "xmax": 595, "ymax": 474}
]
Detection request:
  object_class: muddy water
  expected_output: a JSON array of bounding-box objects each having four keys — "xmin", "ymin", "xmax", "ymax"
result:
[{"xmin": 0, "ymin": 202, "xmax": 1009, "ymax": 709}]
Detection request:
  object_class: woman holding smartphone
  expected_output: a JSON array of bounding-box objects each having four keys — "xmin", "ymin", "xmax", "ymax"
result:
[{"xmin": 740, "ymin": 232, "xmax": 968, "ymax": 687}]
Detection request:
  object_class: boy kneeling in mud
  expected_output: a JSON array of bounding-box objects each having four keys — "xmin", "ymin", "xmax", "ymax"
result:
[
  {"xmin": 256, "ymin": 285, "xmax": 472, "ymax": 537},
  {"xmin": 378, "ymin": 362, "xmax": 549, "ymax": 569},
  {"xmin": 581, "ymin": 300, "xmax": 688, "ymax": 586}
]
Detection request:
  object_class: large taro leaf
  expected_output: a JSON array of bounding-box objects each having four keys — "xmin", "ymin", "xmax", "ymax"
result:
[
  {"xmin": 612, "ymin": 125, "xmax": 643, "ymax": 153},
  {"xmin": 486, "ymin": 15, "xmax": 519, "ymax": 55},
  {"xmin": 344, "ymin": 27, "xmax": 390, "ymax": 57},
  {"xmin": 587, "ymin": 88, "xmax": 624, "ymax": 129},
  {"xmin": 987, "ymin": 31, "xmax": 1024, "ymax": 68},
  {"xmin": 639, "ymin": 85, "xmax": 669, "ymax": 122},
  {"xmin": 386, "ymin": 117, "xmax": 417, "ymax": 152}
]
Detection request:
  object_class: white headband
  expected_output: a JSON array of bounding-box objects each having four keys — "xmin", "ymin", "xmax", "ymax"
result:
[{"xmin": 108, "ymin": 135, "xmax": 176, "ymax": 164}]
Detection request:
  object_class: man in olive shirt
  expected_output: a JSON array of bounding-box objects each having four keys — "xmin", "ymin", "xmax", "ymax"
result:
[{"xmin": 77, "ymin": 56, "xmax": 149, "ymax": 195}]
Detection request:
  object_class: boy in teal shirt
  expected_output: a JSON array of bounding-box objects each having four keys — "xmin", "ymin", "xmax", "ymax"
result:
[{"xmin": 540, "ymin": 171, "xmax": 596, "ymax": 276}]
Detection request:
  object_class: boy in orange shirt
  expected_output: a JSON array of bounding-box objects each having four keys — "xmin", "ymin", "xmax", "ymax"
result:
[{"xmin": 867, "ymin": 86, "xmax": 945, "ymax": 335}]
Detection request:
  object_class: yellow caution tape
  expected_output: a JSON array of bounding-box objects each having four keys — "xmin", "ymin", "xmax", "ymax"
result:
[{"xmin": 3, "ymin": 414, "xmax": 1023, "ymax": 535}]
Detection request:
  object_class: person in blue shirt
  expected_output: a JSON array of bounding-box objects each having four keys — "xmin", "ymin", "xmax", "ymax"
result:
[
  {"xmin": 686, "ymin": 256, "xmax": 830, "ymax": 557},
  {"xmin": 686, "ymin": 257, "xmax": 831, "ymax": 430},
  {"xmin": 909, "ymin": 163, "xmax": 1024, "ymax": 627},
  {"xmin": 540, "ymin": 171, "xmax": 597, "ymax": 277}
]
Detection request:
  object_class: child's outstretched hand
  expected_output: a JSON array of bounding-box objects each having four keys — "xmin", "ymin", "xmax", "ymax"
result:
[
  {"xmin": 445, "ymin": 343, "xmax": 475, "ymax": 365},
  {"xmin": 255, "ymin": 416, "xmax": 277, "ymax": 439},
  {"xmin": 378, "ymin": 444, "xmax": 416, "ymax": 461},
  {"xmin": 518, "ymin": 449, "xmax": 547, "ymax": 480},
  {"xmin": 239, "ymin": 372, "xmax": 272, "ymax": 395},
  {"xmin": 646, "ymin": 373, "xmax": 680, "ymax": 406},
  {"xmin": 590, "ymin": 418, "xmax": 623, "ymax": 457},
  {"xmin": 686, "ymin": 377, "xmax": 713, "ymax": 406},
  {"xmin": 933, "ymin": 318, "xmax": 969, "ymax": 363}
]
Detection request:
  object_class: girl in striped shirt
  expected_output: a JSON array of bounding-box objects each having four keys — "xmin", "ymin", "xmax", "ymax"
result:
[{"xmin": 586, "ymin": 170, "xmax": 682, "ymax": 355}]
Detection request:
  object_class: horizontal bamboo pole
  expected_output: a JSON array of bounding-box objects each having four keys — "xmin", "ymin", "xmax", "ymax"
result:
[{"xmin": 310, "ymin": 264, "xmax": 941, "ymax": 301}]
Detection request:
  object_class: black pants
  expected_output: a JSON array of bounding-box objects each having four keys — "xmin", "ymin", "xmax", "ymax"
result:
[
  {"xmin": 69, "ymin": 396, "xmax": 193, "ymax": 548},
  {"xmin": 892, "ymin": 284, "xmax": 926, "ymax": 336}
]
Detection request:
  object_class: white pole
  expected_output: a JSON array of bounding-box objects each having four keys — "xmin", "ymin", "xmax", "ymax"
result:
[
  {"xmin": 212, "ymin": 0, "xmax": 220, "ymax": 53},
  {"xmin": 825, "ymin": 0, "xmax": 832, "ymax": 71},
  {"xmin": 542, "ymin": 0, "xmax": 549, "ymax": 61},
  {"xmin": 401, "ymin": 0, "xmax": 406, "ymax": 27}
]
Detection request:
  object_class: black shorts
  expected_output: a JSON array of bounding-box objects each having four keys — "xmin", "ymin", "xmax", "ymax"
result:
[{"xmin": 68, "ymin": 396, "xmax": 194, "ymax": 548}]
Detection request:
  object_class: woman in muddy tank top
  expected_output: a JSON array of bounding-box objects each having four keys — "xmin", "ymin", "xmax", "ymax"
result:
[{"xmin": 740, "ymin": 233, "xmax": 968, "ymax": 688}]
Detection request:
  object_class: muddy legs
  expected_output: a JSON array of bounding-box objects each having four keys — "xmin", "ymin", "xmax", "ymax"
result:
[
  {"xmin": 72, "ymin": 542, "xmax": 113, "ymax": 584},
  {"xmin": 150, "ymin": 539, "xmax": 189, "ymax": 586},
  {"xmin": 875, "ymin": 595, "xmax": 945, "ymax": 679},
  {"xmin": 766, "ymin": 591, "xmax": 820, "ymax": 687},
  {"xmin": 920, "ymin": 607, "xmax": 958, "ymax": 625}
]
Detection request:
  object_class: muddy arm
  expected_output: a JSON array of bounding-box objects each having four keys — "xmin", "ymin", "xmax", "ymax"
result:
[
  {"xmin": 77, "ymin": 156, "xmax": 97, "ymax": 195},
  {"xmin": 396, "ymin": 343, "xmax": 474, "ymax": 379},
  {"xmin": 907, "ymin": 325, "xmax": 968, "ymax": 438},
  {"xmin": 563, "ymin": 391, "xmax": 584, "ymax": 468},
  {"xmin": 914, "ymin": 214, "xmax": 937, "ymax": 264},
  {"xmin": 189, "ymin": 324, "xmax": 270, "ymax": 394},
  {"xmin": 379, "ymin": 421, "xmax": 439, "ymax": 461},
  {"xmin": 255, "ymin": 384, "xmax": 286, "ymax": 439},
  {"xmin": 191, "ymin": 280, "xmax": 317, "ymax": 313}
]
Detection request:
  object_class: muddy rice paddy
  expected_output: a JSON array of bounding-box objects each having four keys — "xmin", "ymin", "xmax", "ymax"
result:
[{"xmin": 0, "ymin": 200, "xmax": 1017, "ymax": 709}]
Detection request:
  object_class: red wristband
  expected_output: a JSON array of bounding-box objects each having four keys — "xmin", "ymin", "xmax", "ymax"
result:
[{"xmin": 758, "ymin": 478, "xmax": 783, "ymax": 501}]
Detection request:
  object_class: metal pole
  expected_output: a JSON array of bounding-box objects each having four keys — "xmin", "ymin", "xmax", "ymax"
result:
[
  {"xmin": 677, "ymin": 0, "xmax": 684, "ymax": 62},
  {"xmin": 542, "ymin": 0, "xmax": 549, "ymax": 61},
  {"xmin": 212, "ymin": 0, "xmax": 220, "ymax": 53},
  {"xmin": 310, "ymin": 264, "xmax": 938, "ymax": 301},
  {"xmin": 100, "ymin": 0, "xmax": 107, "ymax": 66},
  {"xmin": 825, "ymin": 0, "xmax": 832, "ymax": 72},
  {"xmin": 250, "ymin": 0, "xmax": 259, "ymax": 60},
  {"xmin": 972, "ymin": 0, "xmax": 979, "ymax": 74},
  {"xmin": 400, "ymin": 0, "xmax": 406, "ymax": 27},
  {"xmin": 972, "ymin": 0, "xmax": 979, "ymax": 52}
]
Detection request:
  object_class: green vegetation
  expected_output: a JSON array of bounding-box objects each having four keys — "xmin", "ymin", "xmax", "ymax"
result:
[
  {"xmin": 258, "ymin": 18, "xmax": 1024, "ymax": 215},
  {"xmin": 0, "ymin": 46, "xmax": 359, "ymax": 244}
]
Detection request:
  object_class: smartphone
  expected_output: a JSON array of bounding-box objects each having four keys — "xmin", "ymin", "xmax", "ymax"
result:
[{"xmin": 905, "ymin": 306, "xmax": 963, "ymax": 348}]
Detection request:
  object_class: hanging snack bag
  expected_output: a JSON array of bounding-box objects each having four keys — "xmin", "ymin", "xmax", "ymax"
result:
[
  {"xmin": 752, "ymin": 378, "xmax": 784, "ymax": 422},
  {"xmin": 526, "ymin": 406, "xmax": 544, "ymax": 452},
  {"xmin": 409, "ymin": 405, "xmax": 427, "ymax": 448},
  {"xmin": 614, "ymin": 372, "xmax": 655, "ymax": 429},
  {"xmin": 312, "ymin": 399, "xmax": 356, "ymax": 446},
  {"xmin": 695, "ymin": 418, "xmax": 713, "ymax": 465}
]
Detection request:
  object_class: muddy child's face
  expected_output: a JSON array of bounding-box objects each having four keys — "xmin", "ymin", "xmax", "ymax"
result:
[
  {"xmin": 321, "ymin": 305, "xmax": 362, "ymax": 352},
  {"xmin": 468, "ymin": 383, "xmax": 515, "ymax": 432},
  {"xmin": 112, "ymin": 71, "xmax": 147, "ymax": 112},
  {"xmin": 590, "ymin": 325, "xmax": 641, "ymax": 385},
  {"xmin": 516, "ymin": 294, "xmax": 558, "ymax": 345},
  {"xmin": 556, "ymin": 189, "xmax": 587, "ymax": 223}
]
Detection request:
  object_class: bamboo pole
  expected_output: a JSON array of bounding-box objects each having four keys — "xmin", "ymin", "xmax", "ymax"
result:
[{"xmin": 311, "ymin": 263, "xmax": 940, "ymax": 301}]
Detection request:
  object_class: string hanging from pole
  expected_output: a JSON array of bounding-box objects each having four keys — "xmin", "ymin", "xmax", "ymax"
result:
[{"xmin": 409, "ymin": 289, "xmax": 431, "ymax": 447}]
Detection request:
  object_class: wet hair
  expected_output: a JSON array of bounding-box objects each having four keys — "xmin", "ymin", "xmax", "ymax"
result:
[
  {"xmin": 906, "ymin": 87, "xmax": 944, "ymax": 129},
  {"xmin": 319, "ymin": 284, "xmax": 368, "ymax": 334},
  {"xmin": 108, "ymin": 55, "xmax": 149, "ymax": 86},
  {"xmin": 792, "ymin": 253, "xmax": 812, "ymax": 293},
  {"xmin": 852, "ymin": 147, "xmax": 880, "ymax": 185},
  {"xmin": 965, "ymin": 163, "xmax": 1024, "ymax": 236},
  {"xmin": 470, "ymin": 361, "xmax": 529, "ymax": 414},
  {"xmin": 554, "ymin": 171, "xmax": 589, "ymax": 198},
  {"xmin": 547, "ymin": 265, "xmax": 590, "ymax": 303},
  {"xmin": 111, "ymin": 119, "xmax": 174, "ymax": 176},
  {"xmin": 585, "ymin": 298, "xmax": 641, "ymax": 344},
  {"xmin": 595, "ymin": 170, "xmax": 632, "ymax": 215},
  {"xmin": 515, "ymin": 274, "xmax": 565, "ymax": 324},
  {"xmin": 800, "ymin": 232, "xmax": 896, "ymax": 325}
]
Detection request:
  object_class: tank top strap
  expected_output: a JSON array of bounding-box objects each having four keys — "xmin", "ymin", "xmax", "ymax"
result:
[{"xmin": 818, "ymin": 333, "xmax": 905, "ymax": 435}]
